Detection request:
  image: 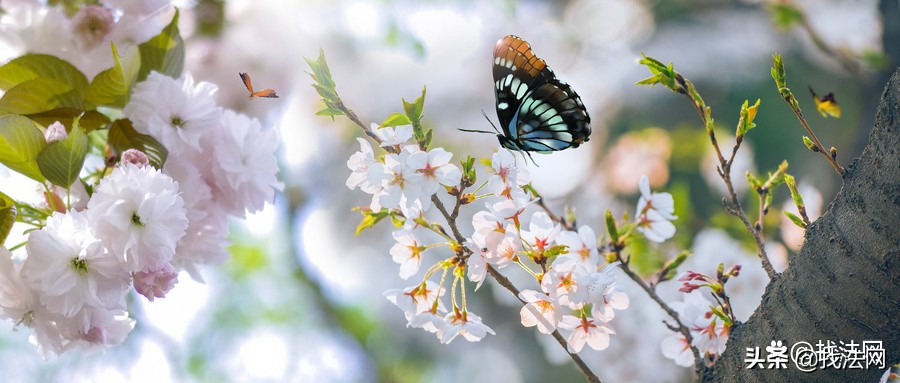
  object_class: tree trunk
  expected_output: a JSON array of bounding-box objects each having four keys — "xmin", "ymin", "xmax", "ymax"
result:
[{"xmin": 704, "ymin": 68, "xmax": 900, "ymax": 382}]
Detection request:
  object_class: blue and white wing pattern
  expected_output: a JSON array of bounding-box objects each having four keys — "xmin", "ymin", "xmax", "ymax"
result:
[{"xmin": 491, "ymin": 35, "xmax": 591, "ymax": 153}]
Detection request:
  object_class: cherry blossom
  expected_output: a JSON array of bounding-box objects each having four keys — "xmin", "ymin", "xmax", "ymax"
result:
[
  {"xmin": 43, "ymin": 121, "xmax": 67, "ymax": 143},
  {"xmin": 371, "ymin": 123, "xmax": 413, "ymax": 147},
  {"xmin": 133, "ymin": 263, "xmax": 179, "ymax": 301},
  {"xmin": 346, "ymin": 138, "xmax": 380, "ymax": 194},
  {"xmin": 558, "ymin": 314, "xmax": 615, "ymax": 353},
  {"xmin": 407, "ymin": 147, "xmax": 462, "ymax": 196},
  {"xmin": 87, "ymin": 163, "xmax": 189, "ymax": 272},
  {"xmin": 487, "ymin": 149, "xmax": 530, "ymax": 198},
  {"xmin": 635, "ymin": 175, "xmax": 678, "ymax": 242},
  {"xmin": 389, "ymin": 230, "xmax": 427, "ymax": 279},
  {"xmin": 209, "ymin": 110, "xmax": 283, "ymax": 217},
  {"xmin": 518, "ymin": 289, "xmax": 562, "ymax": 334},
  {"xmin": 520, "ymin": 211, "xmax": 560, "ymax": 255},
  {"xmin": 21, "ymin": 211, "xmax": 131, "ymax": 318},
  {"xmin": 123, "ymin": 72, "xmax": 221, "ymax": 155},
  {"xmin": 660, "ymin": 332, "xmax": 694, "ymax": 367},
  {"xmin": 370, "ymin": 147, "xmax": 424, "ymax": 213},
  {"xmin": 554, "ymin": 225, "xmax": 600, "ymax": 271},
  {"xmin": 383, "ymin": 280, "xmax": 443, "ymax": 321},
  {"xmin": 441, "ymin": 311, "xmax": 495, "ymax": 344}
]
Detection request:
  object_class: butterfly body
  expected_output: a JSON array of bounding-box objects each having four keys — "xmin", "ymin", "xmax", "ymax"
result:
[
  {"xmin": 239, "ymin": 72, "xmax": 278, "ymax": 99},
  {"xmin": 491, "ymin": 35, "xmax": 591, "ymax": 153}
]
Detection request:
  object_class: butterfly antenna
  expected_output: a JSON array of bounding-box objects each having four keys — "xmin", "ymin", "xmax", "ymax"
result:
[{"xmin": 480, "ymin": 109, "xmax": 502, "ymax": 134}]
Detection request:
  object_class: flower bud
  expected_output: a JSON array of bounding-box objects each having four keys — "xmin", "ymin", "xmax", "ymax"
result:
[
  {"xmin": 120, "ymin": 149, "xmax": 150, "ymax": 168},
  {"xmin": 134, "ymin": 263, "xmax": 179, "ymax": 302},
  {"xmin": 72, "ymin": 5, "xmax": 114, "ymax": 50},
  {"xmin": 44, "ymin": 121, "xmax": 68, "ymax": 143}
]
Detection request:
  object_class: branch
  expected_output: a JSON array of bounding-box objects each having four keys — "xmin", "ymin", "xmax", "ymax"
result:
[
  {"xmin": 674, "ymin": 74, "xmax": 779, "ymax": 279},
  {"xmin": 431, "ymin": 193, "xmax": 602, "ymax": 383}
]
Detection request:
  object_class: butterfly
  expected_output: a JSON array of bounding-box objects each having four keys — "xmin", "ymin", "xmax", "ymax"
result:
[
  {"xmin": 239, "ymin": 72, "xmax": 278, "ymax": 99},
  {"xmin": 462, "ymin": 35, "xmax": 591, "ymax": 157},
  {"xmin": 808, "ymin": 86, "xmax": 840, "ymax": 118}
]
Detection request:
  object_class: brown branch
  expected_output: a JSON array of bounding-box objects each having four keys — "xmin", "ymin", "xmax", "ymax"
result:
[
  {"xmin": 615, "ymin": 249, "xmax": 707, "ymax": 376},
  {"xmin": 676, "ymin": 76, "xmax": 778, "ymax": 279},
  {"xmin": 429, "ymin": 192, "xmax": 602, "ymax": 382}
]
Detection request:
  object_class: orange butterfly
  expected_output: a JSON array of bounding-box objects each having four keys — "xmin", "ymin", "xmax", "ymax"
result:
[{"xmin": 239, "ymin": 72, "xmax": 278, "ymax": 99}]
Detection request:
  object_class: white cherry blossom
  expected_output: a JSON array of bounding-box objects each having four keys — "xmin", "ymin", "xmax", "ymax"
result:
[
  {"xmin": 559, "ymin": 314, "xmax": 615, "ymax": 353},
  {"xmin": 519, "ymin": 289, "xmax": 562, "ymax": 334},
  {"xmin": 635, "ymin": 175, "xmax": 678, "ymax": 242},
  {"xmin": 441, "ymin": 311, "xmax": 495, "ymax": 344}
]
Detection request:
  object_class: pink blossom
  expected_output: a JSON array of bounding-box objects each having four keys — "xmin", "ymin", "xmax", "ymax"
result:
[{"xmin": 133, "ymin": 263, "xmax": 179, "ymax": 301}]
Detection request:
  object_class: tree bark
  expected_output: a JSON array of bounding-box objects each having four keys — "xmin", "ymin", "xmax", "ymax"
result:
[{"xmin": 705, "ymin": 68, "xmax": 900, "ymax": 382}]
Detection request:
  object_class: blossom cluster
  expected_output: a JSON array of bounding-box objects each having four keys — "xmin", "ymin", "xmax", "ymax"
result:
[
  {"xmin": 661, "ymin": 292, "xmax": 731, "ymax": 367},
  {"xmin": 344, "ymin": 127, "xmax": 686, "ymax": 351},
  {"xmin": 0, "ymin": 71, "xmax": 281, "ymax": 356}
]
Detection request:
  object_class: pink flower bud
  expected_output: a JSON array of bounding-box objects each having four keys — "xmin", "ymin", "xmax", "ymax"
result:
[
  {"xmin": 134, "ymin": 263, "xmax": 179, "ymax": 301},
  {"xmin": 120, "ymin": 149, "xmax": 150, "ymax": 168},
  {"xmin": 71, "ymin": 5, "xmax": 114, "ymax": 50},
  {"xmin": 678, "ymin": 271, "xmax": 704, "ymax": 282},
  {"xmin": 44, "ymin": 121, "xmax": 68, "ymax": 143},
  {"xmin": 729, "ymin": 264, "xmax": 742, "ymax": 277},
  {"xmin": 679, "ymin": 283, "xmax": 700, "ymax": 293}
]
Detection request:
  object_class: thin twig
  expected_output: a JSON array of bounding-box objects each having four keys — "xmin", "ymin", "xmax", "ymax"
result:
[
  {"xmin": 485, "ymin": 265, "xmax": 601, "ymax": 383},
  {"xmin": 676, "ymin": 76, "xmax": 778, "ymax": 279},
  {"xmin": 615, "ymin": 250, "xmax": 707, "ymax": 376},
  {"xmin": 431, "ymin": 193, "xmax": 602, "ymax": 383},
  {"xmin": 784, "ymin": 105, "xmax": 845, "ymax": 175}
]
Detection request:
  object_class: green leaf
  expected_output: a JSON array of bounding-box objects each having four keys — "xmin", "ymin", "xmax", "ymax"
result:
[
  {"xmin": 107, "ymin": 119, "xmax": 168, "ymax": 168},
  {"xmin": 784, "ymin": 173, "xmax": 806, "ymax": 208},
  {"xmin": 137, "ymin": 10, "xmax": 184, "ymax": 81},
  {"xmin": 402, "ymin": 85, "xmax": 426, "ymax": 127},
  {"xmin": 0, "ymin": 208, "xmax": 13, "ymax": 247},
  {"xmin": 304, "ymin": 49, "xmax": 340, "ymax": 107},
  {"xmin": 315, "ymin": 107, "xmax": 344, "ymax": 118},
  {"xmin": 736, "ymin": 99, "xmax": 761, "ymax": 137},
  {"xmin": 37, "ymin": 117, "xmax": 88, "ymax": 187},
  {"xmin": 605, "ymin": 210, "xmax": 620, "ymax": 244},
  {"xmin": 0, "ymin": 114, "xmax": 46, "ymax": 182},
  {"xmin": 27, "ymin": 108, "xmax": 110, "ymax": 133},
  {"xmin": 767, "ymin": 3, "xmax": 804, "ymax": 30},
  {"xmin": 355, "ymin": 209, "xmax": 389, "ymax": 235},
  {"xmin": 784, "ymin": 211, "xmax": 806, "ymax": 229},
  {"xmin": 0, "ymin": 78, "xmax": 83, "ymax": 114},
  {"xmin": 0, "ymin": 192, "xmax": 15, "ymax": 247},
  {"xmin": 378, "ymin": 112, "xmax": 411, "ymax": 128},
  {"xmin": 658, "ymin": 250, "xmax": 690, "ymax": 282},
  {"xmin": 85, "ymin": 43, "xmax": 141, "ymax": 108},
  {"xmin": 0, "ymin": 54, "xmax": 89, "ymax": 93}
]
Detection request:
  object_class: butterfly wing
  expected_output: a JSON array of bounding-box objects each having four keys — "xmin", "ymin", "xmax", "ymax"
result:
[
  {"xmin": 492, "ymin": 35, "xmax": 555, "ymax": 139},
  {"xmin": 515, "ymin": 80, "xmax": 591, "ymax": 152},
  {"xmin": 252, "ymin": 89, "xmax": 279, "ymax": 98},
  {"xmin": 239, "ymin": 72, "xmax": 254, "ymax": 94},
  {"xmin": 491, "ymin": 35, "xmax": 591, "ymax": 152}
]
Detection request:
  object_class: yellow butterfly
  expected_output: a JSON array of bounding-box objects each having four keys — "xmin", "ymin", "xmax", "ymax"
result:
[{"xmin": 809, "ymin": 86, "xmax": 840, "ymax": 118}]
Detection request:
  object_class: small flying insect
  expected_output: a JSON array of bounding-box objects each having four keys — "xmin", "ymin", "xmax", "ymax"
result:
[
  {"xmin": 239, "ymin": 72, "xmax": 278, "ymax": 99},
  {"xmin": 809, "ymin": 86, "xmax": 840, "ymax": 118}
]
